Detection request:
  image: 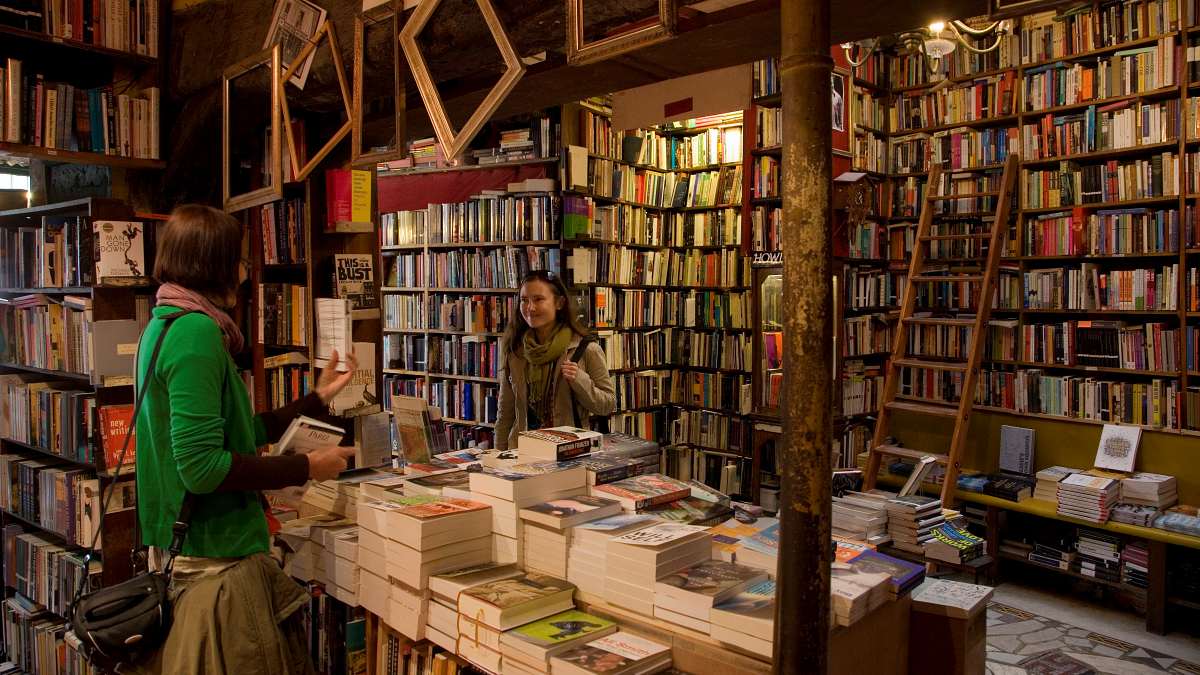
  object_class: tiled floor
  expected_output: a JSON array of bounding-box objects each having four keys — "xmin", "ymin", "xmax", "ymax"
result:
[{"xmin": 986, "ymin": 600, "xmax": 1200, "ymax": 674}]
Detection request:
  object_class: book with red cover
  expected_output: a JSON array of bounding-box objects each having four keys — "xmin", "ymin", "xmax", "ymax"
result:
[{"xmin": 98, "ymin": 404, "xmax": 134, "ymax": 469}]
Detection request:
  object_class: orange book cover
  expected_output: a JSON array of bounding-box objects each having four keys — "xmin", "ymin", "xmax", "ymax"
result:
[
  {"xmin": 98, "ymin": 404, "xmax": 135, "ymax": 469},
  {"xmin": 399, "ymin": 497, "xmax": 488, "ymax": 520}
]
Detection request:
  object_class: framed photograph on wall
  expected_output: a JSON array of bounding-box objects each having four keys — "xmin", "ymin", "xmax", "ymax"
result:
[{"xmin": 831, "ymin": 71, "xmax": 846, "ymax": 133}]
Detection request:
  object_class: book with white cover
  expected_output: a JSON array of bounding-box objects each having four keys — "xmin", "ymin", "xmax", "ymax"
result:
[
  {"xmin": 548, "ymin": 631, "xmax": 672, "ymax": 675},
  {"xmin": 315, "ymin": 297, "xmax": 353, "ymax": 371},
  {"xmin": 1094, "ymin": 424, "xmax": 1141, "ymax": 473},
  {"xmin": 909, "ymin": 578, "xmax": 993, "ymax": 619},
  {"xmin": 275, "ymin": 415, "xmax": 346, "ymax": 455}
]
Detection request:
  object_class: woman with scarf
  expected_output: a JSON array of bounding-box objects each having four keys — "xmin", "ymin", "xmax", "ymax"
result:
[
  {"xmin": 496, "ymin": 270, "xmax": 615, "ymax": 451},
  {"xmin": 134, "ymin": 204, "xmax": 356, "ymax": 674}
]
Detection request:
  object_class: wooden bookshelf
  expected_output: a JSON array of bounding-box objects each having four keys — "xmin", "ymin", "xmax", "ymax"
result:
[{"xmin": 0, "ymin": 197, "xmax": 150, "ymax": 607}]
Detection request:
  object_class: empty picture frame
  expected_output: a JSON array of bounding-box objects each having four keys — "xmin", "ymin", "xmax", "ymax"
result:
[
  {"xmin": 398, "ymin": 0, "xmax": 526, "ymax": 161},
  {"xmin": 279, "ymin": 18, "xmax": 353, "ymax": 182},
  {"xmin": 223, "ymin": 45, "xmax": 282, "ymax": 213},
  {"xmin": 352, "ymin": 2, "xmax": 406, "ymax": 164},
  {"xmin": 566, "ymin": 0, "xmax": 677, "ymax": 66}
]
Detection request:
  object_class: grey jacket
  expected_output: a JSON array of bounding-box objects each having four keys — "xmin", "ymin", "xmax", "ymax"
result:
[{"xmin": 495, "ymin": 333, "xmax": 616, "ymax": 451}]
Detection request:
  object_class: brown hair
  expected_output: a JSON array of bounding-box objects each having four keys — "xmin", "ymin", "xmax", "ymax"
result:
[
  {"xmin": 504, "ymin": 270, "xmax": 590, "ymax": 354},
  {"xmin": 154, "ymin": 204, "xmax": 243, "ymax": 298}
]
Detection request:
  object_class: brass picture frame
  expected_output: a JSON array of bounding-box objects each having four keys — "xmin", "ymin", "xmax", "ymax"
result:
[
  {"xmin": 279, "ymin": 18, "xmax": 353, "ymax": 182},
  {"xmin": 352, "ymin": 1, "xmax": 406, "ymax": 165},
  {"xmin": 223, "ymin": 45, "xmax": 282, "ymax": 213},
  {"xmin": 566, "ymin": 0, "xmax": 677, "ymax": 66},
  {"xmin": 398, "ymin": 0, "xmax": 526, "ymax": 161}
]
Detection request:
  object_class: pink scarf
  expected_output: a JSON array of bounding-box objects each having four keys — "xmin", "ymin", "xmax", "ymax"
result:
[{"xmin": 156, "ymin": 282, "xmax": 245, "ymax": 354}]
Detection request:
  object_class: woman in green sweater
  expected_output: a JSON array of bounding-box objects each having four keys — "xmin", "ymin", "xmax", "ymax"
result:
[{"xmin": 134, "ymin": 204, "xmax": 356, "ymax": 674}]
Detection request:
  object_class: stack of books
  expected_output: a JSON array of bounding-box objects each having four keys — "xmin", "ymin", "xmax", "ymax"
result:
[
  {"xmin": 519, "ymin": 496, "xmax": 623, "ymax": 578},
  {"xmin": 644, "ymin": 496, "xmax": 732, "ymax": 525},
  {"xmin": 1057, "ymin": 473, "xmax": 1119, "ymax": 523},
  {"xmin": 709, "ymin": 515, "xmax": 779, "ymax": 565},
  {"xmin": 604, "ymin": 523, "xmax": 713, "ymax": 616},
  {"xmin": 361, "ymin": 496, "xmax": 493, "ymax": 638},
  {"xmin": 319, "ymin": 527, "xmax": 361, "ymax": 606},
  {"xmin": 548, "ymin": 632, "xmax": 672, "ymax": 675},
  {"xmin": 463, "ymin": 461, "xmax": 588, "ymax": 565},
  {"xmin": 923, "ymin": 523, "xmax": 986, "ymax": 564},
  {"xmin": 355, "ymin": 503, "xmax": 402, "ymax": 633},
  {"xmin": 1034, "ymin": 466, "xmax": 1077, "ymax": 501},
  {"xmin": 984, "ymin": 474, "xmax": 1034, "ymax": 502},
  {"xmin": 454, "ymin": 573, "xmax": 576, "ymax": 673},
  {"xmin": 302, "ymin": 468, "xmax": 394, "ymax": 519},
  {"xmin": 405, "ymin": 470, "xmax": 471, "ymax": 497},
  {"xmin": 589, "ymin": 473, "xmax": 691, "ymax": 513},
  {"xmin": 1073, "ymin": 529, "xmax": 1122, "ymax": 583},
  {"xmin": 734, "ymin": 520, "xmax": 779, "ymax": 574},
  {"xmin": 596, "ymin": 432, "xmax": 660, "ymax": 473},
  {"xmin": 832, "ymin": 491, "xmax": 890, "ymax": 545},
  {"xmin": 829, "ymin": 562, "xmax": 891, "ymax": 626},
  {"xmin": 1110, "ymin": 503, "xmax": 1161, "ymax": 526},
  {"xmin": 709, "ymin": 579, "xmax": 775, "ymax": 658},
  {"xmin": 566, "ymin": 514, "xmax": 657, "ymax": 600},
  {"xmin": 1153, "ymin": 505, "xmax": 1200, "ymax": 536},
  {"xmin": 845, "ymin": 549, "xmax": 925, "ymax": 599},
  {"xmin": 1120, "ymin": 472, "xmax": 1178, "ymax": 509},
  {"xmin": 278, "ymin": 516, "xmax": 356, "ymax": 594},
  {"xmin": 427, "ymin": 563, "xmax": 522, "ymax": 653},
  {"xmin": 499, "ymin": 609, "xmax": 618, "ymax": 675},
  {"xmin": 652, "ymin": 559, "xmax": 769, "ymax": 633},
  {"xmin": 1121, "ymin": 541, "xmax": 1150, "ymax": 589},
  {"xmin": 884, "ymin": 495, "xmax": 943, "ymax": 554},
  {"xmin": 577, "ymin": 455, "xmax": 642, "ymax": 487},
  {"xmin": 1027, "ymin": 534, "xmax": 1075, "ymax": 571}
]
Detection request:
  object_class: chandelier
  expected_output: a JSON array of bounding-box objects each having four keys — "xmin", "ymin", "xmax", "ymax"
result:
[{"xmin": 841, "ymin": 19, "xmax": 1011, "ymax": 75}]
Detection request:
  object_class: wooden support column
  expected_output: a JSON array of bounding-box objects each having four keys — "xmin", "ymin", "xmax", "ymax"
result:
[{"xmin": 774, "ymin": 0, "xmax": 833, "ymax": 672}]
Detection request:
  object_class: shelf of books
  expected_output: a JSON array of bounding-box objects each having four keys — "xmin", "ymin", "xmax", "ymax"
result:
[
  {"xmin": 562, "ymin": 97, "xmax": 756, "ymax": 500},
  {"xmin": 0, "ymin": 197, "xmax": 154, "ymax": 672},
  {"xmin": 843, "ymin": 4, "xmax": 1200, "ymax": 452},
  {"xmin": 374, "ymin": 110, "xmax": 563, "ymax": 451},
  {"xmin": 0, "ymin": 1, "xmax": 166, "ymax": 170},
  {"xmin": 844, "ymin": 4, "xmax": 1200, "ymax": 633}
]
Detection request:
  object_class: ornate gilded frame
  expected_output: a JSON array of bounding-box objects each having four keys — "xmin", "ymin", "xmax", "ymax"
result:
[
  {"xmin": 279, "ymin": 18, "xmax": 353, "ymax": 182},
  {"xmin": 223, "ymin": 45, "xmax": 282, "ymax": 213},
  {"xmin": 398, "ymin": 0, "xmax": 526, "ymax": 161},
  {"xmin": 566, "ymin": 0, "xmax": 677, "ymax": 66},
  {"xmin": 352, "ymin": 1, "xmax": 406, "ymax": 165}
]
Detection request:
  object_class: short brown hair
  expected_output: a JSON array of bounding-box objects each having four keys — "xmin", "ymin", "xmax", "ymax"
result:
[{"xmin": 154, "ymin": 204, "xmax": 242, "ymax": 298}]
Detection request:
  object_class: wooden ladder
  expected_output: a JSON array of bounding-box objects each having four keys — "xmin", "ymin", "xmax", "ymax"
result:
[{"xmin": 863, "ymin": 153, "xmax": 1020, "ymax": 504}]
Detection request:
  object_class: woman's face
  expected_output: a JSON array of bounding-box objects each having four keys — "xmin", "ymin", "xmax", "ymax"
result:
[{"xmin": 519, "ymin": 279, "xmax": 563, "ymax": 331}]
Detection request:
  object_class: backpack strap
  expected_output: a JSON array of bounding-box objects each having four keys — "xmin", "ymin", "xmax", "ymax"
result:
[{"xmin": 568, "ymin": 336, "xmax": 595, "ymax": 429}]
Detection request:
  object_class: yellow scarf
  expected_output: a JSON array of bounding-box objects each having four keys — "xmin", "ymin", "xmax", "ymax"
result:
[{"xmin": 523, "ymin": 324, "xmax": 572, "ymax": 414}]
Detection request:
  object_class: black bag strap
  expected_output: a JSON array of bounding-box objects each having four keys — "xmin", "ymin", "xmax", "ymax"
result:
[
  {"xmin": 70, "ymin": 310, "xmax": 196, "ymax": 614},
  {"xmin": 568, "ymin": 336, "xmax": 595, "ymax": 429}
]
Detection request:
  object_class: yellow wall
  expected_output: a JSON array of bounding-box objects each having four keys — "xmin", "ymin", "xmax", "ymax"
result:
[{"xmin": 890, "ymin": 409, "xmax": 1200, "ymax": 505}]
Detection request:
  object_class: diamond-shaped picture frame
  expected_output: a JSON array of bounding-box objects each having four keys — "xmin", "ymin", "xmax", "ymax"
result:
[
  {"xmin": 566, "ymin": 0, "xmax": 677, "ymax": 66},
  {"xmin": 279, "ymin": 18, "xmax": 353, "ymax": 182},
  {"xmin": 398, "ymin": 0, "xmax": 526, "ymax": 162}
]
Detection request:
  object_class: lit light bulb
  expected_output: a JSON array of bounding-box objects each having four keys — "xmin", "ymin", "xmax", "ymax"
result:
[{"xmin": 928, "ymin": 21, "xmax": 945, "ymax": 34}]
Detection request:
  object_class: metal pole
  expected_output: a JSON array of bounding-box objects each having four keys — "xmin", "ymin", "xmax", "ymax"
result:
[{"xmin": 774, "ymin": 0, "xmax": 832, "ymax": 671}]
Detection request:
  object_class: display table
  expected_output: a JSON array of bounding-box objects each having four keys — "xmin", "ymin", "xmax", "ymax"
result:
[{"xmin": 577, "ymin": 594, "xmax": 912, "ymax": 675}]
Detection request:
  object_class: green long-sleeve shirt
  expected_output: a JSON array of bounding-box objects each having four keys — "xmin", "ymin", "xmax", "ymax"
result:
[{"xmin": 135, "ymin": 306, "xmax": 271, "ymax": 558}]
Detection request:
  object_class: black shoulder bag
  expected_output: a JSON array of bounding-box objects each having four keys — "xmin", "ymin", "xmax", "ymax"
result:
[{"xmin": 69, "ymin": 310, "xmax": 197, "ymax": 671}]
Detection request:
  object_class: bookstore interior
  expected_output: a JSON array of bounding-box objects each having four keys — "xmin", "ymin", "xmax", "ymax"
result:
[{"xmin": 3, "ymin": 0, "xmax": 1200, "ymax": 673}]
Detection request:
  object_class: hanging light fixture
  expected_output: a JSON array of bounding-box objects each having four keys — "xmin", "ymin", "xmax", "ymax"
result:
[{"xmin": 842, "ymin": 18, "xmax": 1010, "ymax": 75}]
